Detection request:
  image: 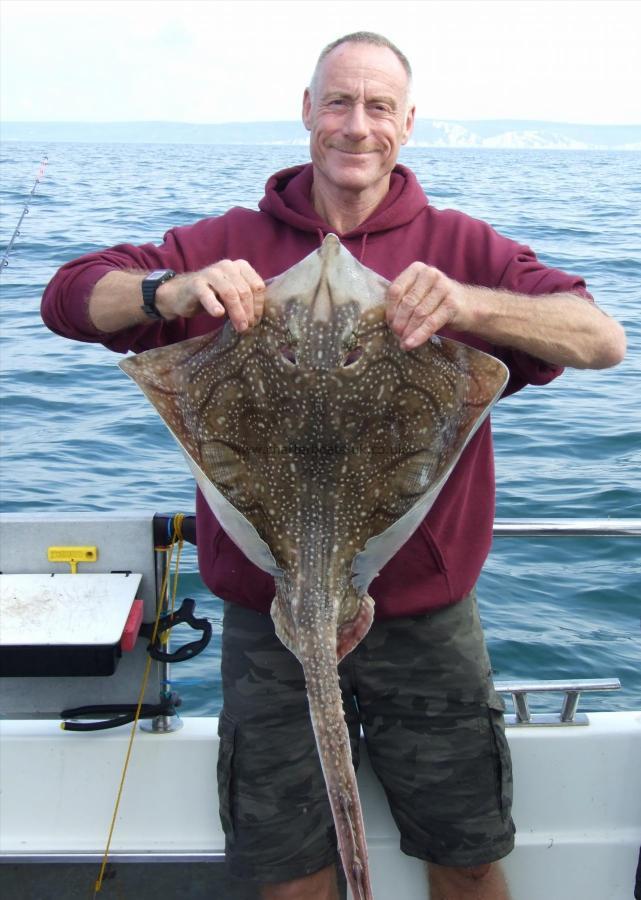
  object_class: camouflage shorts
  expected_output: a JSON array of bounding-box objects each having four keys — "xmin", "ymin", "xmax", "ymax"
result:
[{"xmin": 217, "ymin": 590, "xmax": 515, "ymax": 883}]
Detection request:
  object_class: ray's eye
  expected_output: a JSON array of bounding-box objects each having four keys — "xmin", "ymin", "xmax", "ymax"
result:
[
  {"xmin": 279, "ymin": 345, "xmax": 297, "ymax": 365},
  {"xmin": 342, "ymin": 346, "xmax": 363, "ymax": 367}
]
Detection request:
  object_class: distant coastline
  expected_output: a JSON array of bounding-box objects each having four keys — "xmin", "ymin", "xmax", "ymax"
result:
[{"xmin": 3, "ymin": 119, "xmax": 640, "ymax": 150}]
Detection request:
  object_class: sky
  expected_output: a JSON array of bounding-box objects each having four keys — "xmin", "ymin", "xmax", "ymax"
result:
[{"xmin": 1, "ymin": 0, "xmax": 640, "ymax": 125}]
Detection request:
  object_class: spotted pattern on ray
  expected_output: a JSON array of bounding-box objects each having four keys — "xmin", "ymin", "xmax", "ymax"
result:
[{"xmin": 120, "ymin": 234, "xmax": 509, "ymax": 900}]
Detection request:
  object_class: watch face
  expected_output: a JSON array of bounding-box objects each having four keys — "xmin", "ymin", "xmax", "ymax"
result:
[{"xmin": 146, "ymin": 270, "xmax": 169, "ymax": 281}]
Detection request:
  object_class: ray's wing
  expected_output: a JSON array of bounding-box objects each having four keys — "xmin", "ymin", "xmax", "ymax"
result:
[
  {"xmin": 346, "ymin": 330, "xmax": 509, "ymax": 594},
  {"xmin": 119, "ymin": 327, "xmax": 282, "ymax": 576}
]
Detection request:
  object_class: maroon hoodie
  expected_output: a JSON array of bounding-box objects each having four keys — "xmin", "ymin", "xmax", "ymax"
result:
[{"xmin": 41, "ymin": 163, "xmax": 592, "ymax": 617}]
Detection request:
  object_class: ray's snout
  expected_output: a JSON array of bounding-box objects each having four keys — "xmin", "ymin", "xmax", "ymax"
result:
[{"xmin": 318, "ymin": 232, "xmax": 342, "ymax": 259}]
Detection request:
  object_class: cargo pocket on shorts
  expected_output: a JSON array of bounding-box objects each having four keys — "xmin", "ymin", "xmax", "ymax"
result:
[
  {"xmin": 217, "ymin": 711, "xmax": 236, "ymax": 842},
  {"xmin": 487, "ymin": 701, "xmax": 512, "ymax": 822}
]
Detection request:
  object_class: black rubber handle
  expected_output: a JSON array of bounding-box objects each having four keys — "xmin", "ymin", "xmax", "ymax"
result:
[
  {"xmin": 61, "ymin": 694, "xmax": 182, "ymax": 732},
  {"xmin": 142, "ymin": 598, "xmax": 212, "ymax": 663}
]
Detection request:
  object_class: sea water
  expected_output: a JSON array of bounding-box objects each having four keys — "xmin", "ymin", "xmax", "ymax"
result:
[{"xmin": 0, "ymin": 142, "xmax": 639, "ymax": 714}]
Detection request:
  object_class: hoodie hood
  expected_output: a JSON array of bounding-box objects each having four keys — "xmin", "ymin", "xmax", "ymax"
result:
[{"xmin": 258, "ymin": 163, "xmax": 429, "ymax": 240}]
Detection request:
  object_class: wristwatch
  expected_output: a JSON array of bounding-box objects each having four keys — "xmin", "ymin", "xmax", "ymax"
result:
[{"xmin": 141, "ymin": 269, "xmax": 176, "ymax": 320}]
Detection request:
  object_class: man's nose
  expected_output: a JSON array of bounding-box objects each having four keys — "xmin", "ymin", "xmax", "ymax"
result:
[{"xmin": 342, "ymin": 102, "xmax": 369, "ymax": 141}]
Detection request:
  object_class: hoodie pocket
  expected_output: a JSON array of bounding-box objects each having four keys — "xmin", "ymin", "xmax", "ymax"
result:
[
  {"xmin": 210, "ymin": 520, "xmax": 225, "ymax": 559},
  {"xmin": 417, "ymin": 520, "xmax": 449, "ymax": 574}
]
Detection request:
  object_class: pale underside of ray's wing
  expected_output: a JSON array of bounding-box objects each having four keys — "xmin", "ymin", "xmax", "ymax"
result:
[{"xmin": 119, "ymin": 234, "xmax": 509, "ymax": 599}]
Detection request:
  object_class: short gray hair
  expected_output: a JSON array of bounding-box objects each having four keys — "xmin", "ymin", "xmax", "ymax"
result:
[{"xmin": 310, "ymin": 32, "xmax": 413, "ymax": 97}]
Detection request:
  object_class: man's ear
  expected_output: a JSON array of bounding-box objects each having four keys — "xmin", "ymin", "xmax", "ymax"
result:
[
  {"xmin": 302, "ymin": 88, "xmax": 312, "ymax": 131},
  {"xmin": 401, "ymin": 104, "xmax": 416, "ymax": 146}
]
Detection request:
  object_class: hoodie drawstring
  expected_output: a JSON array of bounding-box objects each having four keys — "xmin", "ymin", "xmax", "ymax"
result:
[{"xmin": 359, "ymin": 233, "xmax": 368, "ymax": 263}]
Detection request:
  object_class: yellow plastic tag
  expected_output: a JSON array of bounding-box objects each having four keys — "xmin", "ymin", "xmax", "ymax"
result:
[{"xmin": 47, "ymin": 546, "xmax": 98, "ymax": 574}]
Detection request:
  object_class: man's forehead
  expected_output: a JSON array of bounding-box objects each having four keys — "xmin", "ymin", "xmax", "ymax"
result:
[{"xmin": 315, "ymin": 42, "xmax": 409, "ymax": 95}]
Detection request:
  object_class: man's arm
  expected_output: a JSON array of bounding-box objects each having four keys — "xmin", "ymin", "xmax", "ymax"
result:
[
  {"xmin": 386, "ymin": 263, "xmax": 626, "ymax": 370},
  {"xmin": 88, "ymin": 260, "xmax": 266, "ymax": 334}
]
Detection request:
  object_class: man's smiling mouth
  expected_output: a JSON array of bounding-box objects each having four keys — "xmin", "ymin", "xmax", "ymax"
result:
[{"xmin": 332, "ymin": 147, "xmax": 376, "ymax": 155}]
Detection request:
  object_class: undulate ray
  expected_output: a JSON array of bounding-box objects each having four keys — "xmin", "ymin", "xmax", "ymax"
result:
[{"xmin": 120, "ymin": 234, "xmax": 509, "ymax": 900}]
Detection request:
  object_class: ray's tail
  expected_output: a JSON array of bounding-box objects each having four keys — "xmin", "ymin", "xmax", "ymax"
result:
[{"xmin": 302, "ymin": 640, "xmax": 374, "ymax": 900}]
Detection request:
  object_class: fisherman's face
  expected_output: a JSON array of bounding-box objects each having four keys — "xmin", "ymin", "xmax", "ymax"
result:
[{"xmin": 303, "ymin": 42, "xmax": 415, "ymax": 200}]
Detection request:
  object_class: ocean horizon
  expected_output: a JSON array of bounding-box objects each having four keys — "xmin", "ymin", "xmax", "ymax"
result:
[{"xmin": 3, "ymin": 118, "xmax": 641, "ymax": 150}]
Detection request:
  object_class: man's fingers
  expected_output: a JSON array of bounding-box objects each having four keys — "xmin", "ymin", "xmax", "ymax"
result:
[
  {"xmin": 199, "ymin": 260, "xmax": 266, "ymax": 331},
  {"xmin": 401, "ymin": 302, "xmax": 452, "ymax": 350},
  {"xmin": 386, "ymin": 264, "xmax": 423, "ymax": 323},
  {"xmin": 181, "ymin": 272, "xmax": 241, "ymax": 325},
  {"xmin": 398, "ymin": 282, "xmax": 447, "ymax": 339},
  {"xmin": 239, "ymin": 260, "xmax": 266, "ymax": 322},
  {"xmin": 208, "ymin": 266, "xmax": 252, "ymax": 330},
  {"xmin": 387, "ymin": 265, "xmax": 441, "ymax": 335},
  {"xmin": 388, "ymin": 263, "xmax": 438, "ymax": 305},
  {"xmin": 188, "ymin": 278, "xmax": 225, "ymax": 317},
  {"xmin": 385, "ymin": 262, "xmax": 466, "ymax": 350}
]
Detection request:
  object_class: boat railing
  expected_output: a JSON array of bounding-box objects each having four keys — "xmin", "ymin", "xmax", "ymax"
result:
[
  {"xmin": 492, "ymin": 518, "xmax": 641, "ymax": 537},
  {"xmin": 495, "ymin": 678, "xmax": 622, "ymax": 727},
  {"xmin": 153, "ymin": 514, "xmax": 641, "ymax": 544}
]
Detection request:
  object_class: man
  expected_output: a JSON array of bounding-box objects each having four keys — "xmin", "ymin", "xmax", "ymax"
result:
[{"xmin": 42, "ymin": 32, "xmax": 625, "ymax": 900}]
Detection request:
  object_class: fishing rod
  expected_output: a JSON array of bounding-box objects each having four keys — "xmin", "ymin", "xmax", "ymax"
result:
[{"xmin": 1, "ymin": 154, "xmax": 48, "ymax": 269}]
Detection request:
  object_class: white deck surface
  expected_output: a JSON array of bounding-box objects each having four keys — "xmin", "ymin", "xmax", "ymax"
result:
[{"xmin": 1, "ymin": 711, "xmax": 640, "ymax": 899}]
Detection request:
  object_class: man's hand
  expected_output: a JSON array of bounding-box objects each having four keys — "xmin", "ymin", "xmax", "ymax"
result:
[
  {"xmin": 386, "ymin": 263, "xmax": 468, "ymax": 350},
  {"xmin": 156, "ymin": 259, "xmax": 266, "ymax": 332},
  {"xmin": 386, "ymin": 261, "xmax": 626, "ymax": 369}
]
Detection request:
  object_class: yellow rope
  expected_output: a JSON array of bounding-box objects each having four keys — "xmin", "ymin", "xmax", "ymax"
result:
[
  {"xmin": 172, "ymin": 512, "xmax": 185, "ymax": 543},
  {"xmin": 93, "ymin": 518, "xmax": 184, "ymax": 895}
]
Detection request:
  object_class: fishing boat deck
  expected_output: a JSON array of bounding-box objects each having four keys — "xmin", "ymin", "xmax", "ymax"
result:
[{"xmin": 1, "ymin": 711, "xmax": 640, "ymax": 898}]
